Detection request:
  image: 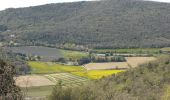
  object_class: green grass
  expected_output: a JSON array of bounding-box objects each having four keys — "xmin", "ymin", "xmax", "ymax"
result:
[
  {"xmin": 21, "ymin": 85, "xmax": 54, "ymax": 97},
  {"xmin": 93, "ymin": 48, "xmax": 161, "ymax": 54},
  {"xmin": 28, "ymin": 61, "xmax": 85, "ymax": 74},
  {"xmin": 71, "ymin": 70, "xmax": 125, "ymax": 79},
  {"xmin": 60, "ymin": 49, "xmax": 88, "ymax": 60}
]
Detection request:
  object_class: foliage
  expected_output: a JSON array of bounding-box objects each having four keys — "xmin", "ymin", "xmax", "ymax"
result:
[
  {"xmin": 0, "ymin": 25, "xmax": 7, "ymax": 32},
  {"xmin": 91, "ymin": 56, "xmax": 126, "ymax": 62},
  {"xmin": 0, "ymin": 48, "xmax": 30, "ymax": 75},
  {"xmin": 0, "ymin": 60, "xmax": 22, "ymax": 99},
  {"xmin": 77, "ymin": 57, "xmax": 91, "ymax": 65}
]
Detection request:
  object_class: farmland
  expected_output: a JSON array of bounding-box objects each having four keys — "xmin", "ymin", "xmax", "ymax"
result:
[
  {"xmin": 161, "ymin": 47, "xmax": 170, "ymax": 53},
  {"xmin": 13, "ymin": 47, "xmax": 158, "ymax": 98},
  {"xmin": 45, "ymin": 73, "xmax": 88, "ymax": 85},
  {"xmin": 125, "ymin": 57, "xmax": 156, "ymax": 68},
  {"xmin": 6, "ymin": 46, "xmax": 63, "ymax": 61},
  {"xmin": 28, "ymin": 61, "xmax": 125, "ymax": 80},
  {"xmin": 71, "ymin": 70, "xmax": 125, "ymax": 79},
  {"xmin": 7, "ymin": 46, "xmax": 89, "ymax": 61},
  {"xmin": 60, "ymin": 50, "xmax": 88, "ymax": 60},
  {"xmin": 84, "ymin": 62, "xmax": 129, "ymax": 70},
  {"xmin": 84, "ymin": 57, "xmax": 156, "ymax": 70},
  {"xmin": 28, "ymin": 61, "xmax": 85, "ymax": 74},
  {"xmin": 21, "ymin": 85, "xmax": 54, "ymax": 98},
  {"xmin": 15, "ymin": 75, "xmax": 55, "ymax": 87},
  {"xmin": 92, "ymin": 48, "xmax": 161, "ymax": 54}
]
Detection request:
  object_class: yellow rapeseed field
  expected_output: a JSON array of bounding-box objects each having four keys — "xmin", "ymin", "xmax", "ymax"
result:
[
  {"xmin": 72, "ymin": 70, "xmax": 125, "ymax": 79},
  {"xmin": 28, "ymin": 61, "xmax": 85, "ymax": 74}
]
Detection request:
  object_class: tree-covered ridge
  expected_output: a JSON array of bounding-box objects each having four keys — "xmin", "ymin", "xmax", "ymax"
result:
[
  {"xmin": 50, "ymin": 55, "xmax": 170, "ymax": 100},
  {"xmin": 0, "ymin": 0, "xmax": 170, "ymax": 48}
]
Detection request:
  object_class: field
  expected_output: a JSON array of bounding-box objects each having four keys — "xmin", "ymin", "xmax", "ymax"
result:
[
  {"xmin": 84, "ymin": 62, "xmax": 129, "ymax": 70},
  {"xmin": 21, "ymin": 55, "xmax": 157, "ymax": 98},
  {"xmin": 71, "ymin": 70, "xmax": 125, "ymax": 79},
  {"xmin": 28, "ymin": 61, "xmax": 85, "ymax": 74},
  {"xmin": 7, "ymin": 46, "xmax": 63, "ymax": 61},
  {"xmin": 161, "ymin": 47, "xmax": 170, "ymax": 52},
  {"xmin": 21, "ymin": 85, "xmax": 54, "ymax": 99},
  {"xmin": 15, "ymin": 75, "xmax": 55, "ymax": 87},
  {"xmin": 16, "ymin": 73, "xmax": 89, "ymax": 98},
  {"xmin": 125, "ymin": 57, "xmax": 156, "ymax": 68},
  {"xmin": 60, "ymin": 49, "xmax": 88, "ymax": 60},
  {"xmin": 84, "ymin": 57, "xmax": 156, "ymax": 70},
  {"xmin": 93, "ymin": 48, "xmax": 161, "ymax": 54},
  {"xmin": 45, "ymin": 73, "xmax": 88, "ymax": 85},
  {"xmin": 7, "ymin": 46, "xmax": 89, "ymax": 61}
]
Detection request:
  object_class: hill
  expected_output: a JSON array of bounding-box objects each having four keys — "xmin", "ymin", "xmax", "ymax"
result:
[
  {"xmin": 0, "ymin": 0, "xmax": 170, "ymax": 48},
  {"xmin": 49, "ymin": 55, "xmax": 170, "ymax": 100}
]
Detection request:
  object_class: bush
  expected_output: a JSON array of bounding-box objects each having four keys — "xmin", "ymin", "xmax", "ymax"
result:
[{"xmin": 0, "ymin": 60, "xmax": 22, "ymax": 99}]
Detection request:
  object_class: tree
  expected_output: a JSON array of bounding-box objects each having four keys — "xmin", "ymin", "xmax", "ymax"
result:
[{"xmin": 0, "ymin": 60, "xmax": 22, "ymax": 99}]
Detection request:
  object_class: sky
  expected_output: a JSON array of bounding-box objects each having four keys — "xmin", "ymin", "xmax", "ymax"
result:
[
  {"xmin": 0, "ymin": 0, "xmax": 94, "ymax": 11},
  {"xmin": 0, "ymin": 0, "xmax": 170, "ymax": 11}
]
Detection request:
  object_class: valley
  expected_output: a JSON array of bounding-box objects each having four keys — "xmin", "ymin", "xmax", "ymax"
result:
[
  {"xmin": 0, "ymin": 0, "xmax": 170, "ymax": 99},
  {"xmin": 8, "ymin": 46, "xmax": 159, "ymax": 98}
]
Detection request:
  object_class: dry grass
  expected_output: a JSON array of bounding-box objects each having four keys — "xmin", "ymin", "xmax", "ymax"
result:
[
  {"xmin": 15, "ymin": 75, "xmax": 55, "ymax": 87},
  {"xmin": 125, "ymin": 57, "xmax": 156, "ymax": 68},
  {"xmin": 84, "ymin": 57, "xmax": 156, "ymax": 70},
  {"xmin": 84, "ymin": 62, "xmax": 129, "ymax": 70}
]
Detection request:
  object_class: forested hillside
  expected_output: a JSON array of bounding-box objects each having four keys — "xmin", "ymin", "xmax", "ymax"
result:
[
  {"xmin": 0, "ymin": 0, "xmax": 170, "ymax": 48},
  {"xmin": 50, "ymin": 55, "xmax": 170, "ymax": 100}
]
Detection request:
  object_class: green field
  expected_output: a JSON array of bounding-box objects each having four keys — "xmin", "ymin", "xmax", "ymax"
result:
[
  {"xmin": 45, "ymin": 73, "xmax": 88, "ymax": 85},
  {"xmin": 21, "ymin": 85, "xmax": 54, "ymax": 98},
  {"xmin": 28, "ymin": 61, "xmax": 125, "ymax": 79},
  {"xmin": 28, "ymin": 61, "xmax": 85, "ymax": 74},
  {"xmin": 60, "ymin": 50, "xmax": 88, "ymax": 60},
  {"xmin": 93, "ymin": 48, "xmax": 161, "ymax": 54}
]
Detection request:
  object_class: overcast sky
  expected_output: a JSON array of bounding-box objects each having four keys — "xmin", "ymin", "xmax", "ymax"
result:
[
  {"xmin": 0, "ymin": 0, "xmax": 95, "ymax": 11},
  {"xmin": 0, "ymin": 0, "xmax": 170, "ymax": 11}
]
